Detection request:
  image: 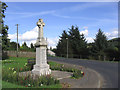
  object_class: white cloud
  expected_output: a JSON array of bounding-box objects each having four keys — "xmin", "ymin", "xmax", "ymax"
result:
[
  {"xmin": 79, "ymin": 28, "xmax": 94, "ymax": 43},
  {"xmin": 19, "ymin": 26, "xmax": 38, "ymax": 41},
  {"xmin": 8, "ymin": 26, "xmax": 59, "ymax": 48},
  {"xmin": 8, "ymin": 26, "xmax": 38, "ymax": 41},
  {"xmin": 80, "ymin": 29, "xmax": 88, "ymax": 36},
  {"xmin": 86, "ymin": 37, "xmax": 94, "ymax": 43},
  {"xmin": 8, "ymin": 33, "xmax": 17, "ymax": 40},
  {"xmin": 47, "ymin": 37, "xmax": 59, "ymax": 48},
  {"xmin": 105, "ymin": 28, "xmax": 118, "ymax": 39}
]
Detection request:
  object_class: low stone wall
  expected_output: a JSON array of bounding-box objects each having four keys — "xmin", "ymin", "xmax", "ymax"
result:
[{"xmin": 4, "ymin": 51, "xmax": 36, "ymax": 58}]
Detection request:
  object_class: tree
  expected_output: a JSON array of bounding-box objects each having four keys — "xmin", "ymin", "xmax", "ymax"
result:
[
  {"xmin": 50, "ymin": 46, "xmax": 52, "ymax": 50},
  {"xmin": 22, "ymin": 42, "xmax": 28, "ymax": 48},
  {"xmin": 104, "ymin": 47, "xmax": 119, "ymax": 61},
  {"xmin": 94, "ymin": 29, "xmax": 108, "ymax": 51},
  {"xmin": 56, "ymin": 25, "xmax": 88, "ymax": 58},
  {"xmin": 0, "ymin": 2, "xmax": 9, "ymax": 51},
  {"xmin": 93, "ymin": 29, "xmax": 108, "ymax": 60},
  {"xmin": 20, "ymin": 42, "xmax": 29, "ymax": 51},
  {"xmin": 30, "ymin": 43, "xmax": 35, "ymax": 52},
  {"xmin": 30, "ymin": 43, "xmax": 34, "ymax": 49},
  {"xmin": 9, "ymin": 41, "xmax": 20, "ymax": 50},
  {"xmin": 0, "ymin": 2, "xmax": 9, "ymax": 60},
  {"xmin": 68, "ymin": 25, "xmax": 88, "ymax": 58},
  {"xmin": 56, "ymin": 30, "xmax": 69, "ymax": 57},
  {"xmin": 104, "ymin": 38, "xmax": 120, "ymax": 61}
]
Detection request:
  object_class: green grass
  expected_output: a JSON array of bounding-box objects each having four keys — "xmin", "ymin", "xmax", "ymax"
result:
[
  {"xmin": 2, "ymin": 81, "xmax": 25, "ymax": 88},
  {"xmin": 2, "ymin": 81, "xmax": 62, "ymax": 88},
  {"xmin": 48, "ymin": 61, "xmax": 63, "ymax": 66},
  {"xmin": 2, "ymin": 57, "xmax": 29, "ymax": 70}
]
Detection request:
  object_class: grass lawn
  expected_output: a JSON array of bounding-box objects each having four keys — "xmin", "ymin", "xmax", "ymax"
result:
[
  {"xmin": 2, "ymin": 57, "xmax": 62, "ymax": 88},
  {"xmin": 2, "ymin": 81, "xmax": 25, "ymax": 88},
  {"xmin": 2, "ymin": 57, "xmax": 29, "ymax": 70},
  {"xmin": 2, "ymin": 81, "xmax": 62, "ymax": 88}
]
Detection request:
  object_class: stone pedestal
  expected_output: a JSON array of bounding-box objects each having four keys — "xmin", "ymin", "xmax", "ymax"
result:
[{"xmin": 32, "ymin": 19, "xmax": 51, "ymax": 76}]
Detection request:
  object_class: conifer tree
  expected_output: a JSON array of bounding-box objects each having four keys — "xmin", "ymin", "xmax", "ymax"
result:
[
  {"xmin": 93, "ymin": 29, "xmax": 108, "ymax": 60},
  {"xmin": 0, "ymin": 2, "xmax": 9, "ymax": 59},
  {"xmin": 56, "ymin": 30, "xmax": 69, "ymax": 57},
  {"xmin": 69, "ymin": 25, "xmax": 87, "ymax": 58},
  {"xmin": 56, "ymin": 25, "xmax": 88, "ymax": 58},
  {"xmin": 94, "ymin": 29, "xmax": 108, "ymax": 51},
  {"xmin": 0, "ymin": 2, "xmax": 10, "ymax": 50},
  {"xmin": 30, "ymin": 43, "xmax": 34, "ymax": 49}
]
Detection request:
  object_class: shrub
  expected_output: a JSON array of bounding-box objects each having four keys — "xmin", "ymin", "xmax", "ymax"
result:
[
  {"xmin": 104, "ymin": 47, "xmax": 120, "ymax": 61},
  {"xmin": 72, "ymin": 70, "xmax": 83, "ymax": 79}
]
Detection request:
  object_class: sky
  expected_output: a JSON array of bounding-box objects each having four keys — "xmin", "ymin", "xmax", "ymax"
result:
[{"xmin": 4, "ymin": 2, "xmax": 118, "ymax": 48}]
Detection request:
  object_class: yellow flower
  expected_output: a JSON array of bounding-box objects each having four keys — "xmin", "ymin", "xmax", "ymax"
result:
[
  {"xmin": 81, "ymin": 71, "xmax": 83, "ymax": 74},
  {"xmin": 12, "ymin": 68, "xmax": 14, "ymax": 71},
  {"xmin": 13, "ymin": 71, "xmax": 16, "ymax": 74},
  {"xmin": 24, "ymin": 63, "xmax": 27, "ymax": 66},
  {"xmin": 68, "ymin": 84, "xmax": 71, "ymax": 87}
]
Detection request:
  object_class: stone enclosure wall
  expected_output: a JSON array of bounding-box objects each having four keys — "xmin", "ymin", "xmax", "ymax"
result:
[{"xmin": 4, "ymin": 51, "xmax": 36, "ymax": 58}]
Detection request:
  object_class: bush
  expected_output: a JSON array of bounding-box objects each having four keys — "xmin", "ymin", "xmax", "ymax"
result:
[
  {"xmin": 104, "ymin": 47, "xmax": 120, "ymax": 61},
  {"xmin": 72, "ymin": 70, "xmax": 83, "ymax": 79},
  {"xmin": 2, "ymin": 51, "xmax": 9, "ymax": 60}
]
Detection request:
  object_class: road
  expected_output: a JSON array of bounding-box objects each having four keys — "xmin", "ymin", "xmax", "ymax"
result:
[{"xmin": 48, "ymin": 57, "xmax": 118, "ymax": 88}]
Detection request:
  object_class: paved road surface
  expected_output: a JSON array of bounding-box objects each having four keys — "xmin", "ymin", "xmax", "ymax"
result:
[{"xmin": 48, "ymin": 57, "xmax": 118, "ymax": 88}]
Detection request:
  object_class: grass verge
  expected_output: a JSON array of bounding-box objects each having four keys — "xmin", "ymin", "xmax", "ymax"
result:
[{"xmin": 2, "ymin": 81, "xmax": 62, "ymax": 88}]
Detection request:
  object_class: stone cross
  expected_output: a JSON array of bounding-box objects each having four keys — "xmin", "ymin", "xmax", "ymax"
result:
[
  {"xmin": 37, "ymin": 19, "xmax": 45, "ymax": 39},
  {"xmin": 32, "ymin": 19, "xmax": 51, "ymax": 76}
]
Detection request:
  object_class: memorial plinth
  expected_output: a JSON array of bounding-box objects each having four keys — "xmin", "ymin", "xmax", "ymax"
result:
[{"xmin": 32, "ymin": 19, "xmax": 51, "ymax": 76}]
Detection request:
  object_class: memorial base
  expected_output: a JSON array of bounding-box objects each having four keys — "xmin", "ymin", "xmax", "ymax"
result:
[{"xmin": 32, "ymin": 64, "xmax": 51, "ymax": 76}]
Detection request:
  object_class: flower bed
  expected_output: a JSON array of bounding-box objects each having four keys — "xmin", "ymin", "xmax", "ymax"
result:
[
  {"xmin": 28, "ymin": 60, "xmax": 84, "ymax": 79},
  {"xmin": 2, "ymin": 68, "xmax": 59, "ymax": 87},
  {"xmin": 2, "ymin": 57, "xmax": 60, "ymax": 88},
  {"xmin": 48, "ymin": 61, "xmax": 84, "ymax": 79},
  {"xmin": 2, "ymin": 57, "xmax": 84, "ymax": 88}
]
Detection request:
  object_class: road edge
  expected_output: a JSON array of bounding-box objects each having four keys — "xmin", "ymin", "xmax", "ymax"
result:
[{"xmin": 48, "ymin": 60, "xmax": 104, "ymax": 88}]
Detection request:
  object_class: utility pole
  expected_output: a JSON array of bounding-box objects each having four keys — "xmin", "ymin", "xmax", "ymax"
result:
[
  {"xmin": 66, "ymin": 38, "xmax": 68, "ymax": 58},
  {"xmin": 15, "ymin": 24, "xmax": 19, "ymax": 57}
]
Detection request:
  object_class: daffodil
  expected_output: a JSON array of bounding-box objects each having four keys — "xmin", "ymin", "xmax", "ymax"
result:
[
  {"xmin": 81, "ymin": 71, "xmax": 83, "ymax": 74},
  {"xmin": 13, "ymin": 71, "xmax": 16, "ymax": 74},
  {"xmin": 24, "ymin": 63, "xmax": 27, "ymax": 66},
  {"xmin": 9, "ymin": 67, "xmax": 11, "ymax": 70},
  {"xmin": 12, "ymin": 68, "xmax": 14, "ymax": 71}
]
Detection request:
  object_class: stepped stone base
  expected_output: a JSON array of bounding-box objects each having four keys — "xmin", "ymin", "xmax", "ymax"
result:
[{"xmin": 32, "ymin": 64, "xmax": 51, "ymax": 76}]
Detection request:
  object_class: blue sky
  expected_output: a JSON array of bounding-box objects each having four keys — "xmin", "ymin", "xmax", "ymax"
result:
[{"xmin": 5, "ymin": 2, "xmax": 118, "ymax": 48}]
